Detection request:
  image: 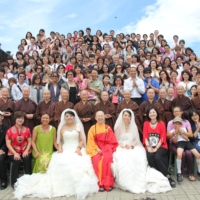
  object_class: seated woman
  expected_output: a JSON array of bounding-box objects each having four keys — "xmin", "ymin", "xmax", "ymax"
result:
[
  {"xmin": 171, "ymin": 117, "xmax": 200, "ymax": 182},
  {"xmin": 78, "ymin": 69, "xmax": 98, "ymax": 102},
  {"xmin": 6, "ymin": 111, "xmax": 32, "ymax": 188},
  {"xmin": 109, "ymin": 76, "xmax": 124, "ymax": 104},
  {"xmin": 14, "ymin": 109, "xmax": 98, "ymax": 200},
  {"xmin": 143, "ymin": 106, "xmax": 176, "ymax": 188},
  {"xmin": 112, "ymin": 109, "xmax": 172, "ymax": 193},
  {"xmin": 32, "ymin": 113, "xmax": 57, "ymax": 173},
  {"xmin": 189, "ymin": 109, "xmax": 200, "ymax": 153},
  {"xmin": 167, "ymin": 106, "xmax": 195, "ymax": 181}
]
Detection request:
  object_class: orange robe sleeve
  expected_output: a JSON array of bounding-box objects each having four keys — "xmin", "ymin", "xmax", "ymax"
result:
[{"xmin": 86, "ymin": 125, "xmax": 98, "ymax": 157}]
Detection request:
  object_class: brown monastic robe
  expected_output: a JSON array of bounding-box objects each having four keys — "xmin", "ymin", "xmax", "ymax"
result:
[
  {"xmin": 191, "ymin": 96, "xmax": 200, "ymax": 115},
  {"xmin": 0, "ymin": 98, "xmax": 14, "ymax": 127},
  {"xmin": 35, "ymin": 100, "xmax": 55, "ymax": 126},
  {"xmin": 172, "ymin": 95, "xmax": 193, "ymax": 118},
  {"xmin": 116, "ymin": 100, "xmax": 143, "ymax": 134},
  {"xmin": 14, "ymin": 98, "xmax": 37, "ymax": 132},
  {"xmin": 74, "ymin": 101, "xmax": 95, "ymax": 138},
  {"xmin": 158, "ymin": 99, "xmax": 173, "ymax": 125},
  {"xmin": 94, "ymin": 101, "xmax": 116, "ymax": 129},
  {"xmin": 54, "ymin": 101, "xmax": 74, "ymax": 128},
  {"xmin": 139, "ymin": 100, "xmax": 165, "ymax": 122}
]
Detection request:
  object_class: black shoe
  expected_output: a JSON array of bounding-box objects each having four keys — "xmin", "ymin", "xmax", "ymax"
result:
[
  {"xmin": 167, "ymin": 175, "xmax": 176, "ymax": 188},
  {"xmin": 1, "ymin": 182, "xmax": 7, "ymax": 190},
  {"xmin": 99, "ymin": 186, "xmax": 105, "ymax": 192},
  {"xmin": 108, "ymin": 187, "xmax": 113, "ymax": 192},
  {"xmin": 177, "ymin": 173, "xmax": 183, "ymax": 182},
  {"xmin": 197, "ymin": 172, "xmax": 200, "ymax": 177}
]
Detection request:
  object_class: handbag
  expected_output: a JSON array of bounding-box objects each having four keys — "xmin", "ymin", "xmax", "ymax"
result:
[{"xmin": 112, "ymin": 95, "xmax": 118, "ymax": 104}]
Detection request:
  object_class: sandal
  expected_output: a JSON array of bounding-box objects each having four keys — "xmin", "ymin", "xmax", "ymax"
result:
[{"xmin": 188, "ymin": 175, "xmax": 196, "ymax": 181}]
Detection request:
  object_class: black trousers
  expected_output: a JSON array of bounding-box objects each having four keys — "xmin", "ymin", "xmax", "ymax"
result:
[
  {"xmin": 131, "ymin": 98, "xmax": 142, "ymax": 106},
  {"xmin": 9, "ymin": 154, "xmax": 32, "ymax": 185},
  {"xmin": 146, "ymin": 147, "xmax": 169, "ymax": 176},
  {"xmin": 0, "ymin": 153, "xmax": 7, "ymax": 181}
]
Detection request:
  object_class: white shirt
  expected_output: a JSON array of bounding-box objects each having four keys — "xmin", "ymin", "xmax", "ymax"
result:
[
  {"xmin": 1, "ymin": 78, "xmax": 9, "ymax": 88},
  {"xmin": 23, "ymin": 44, "xmax": 40, "ymax": 56},
  {"xmin": 11, "ymin": 84, "xmax": 23, "ymax": 100},
  {"xmin": 101, "ymin": 41, "xmax": 114, "ymax": 49},
  {"xmin": 124, "ymin": 77, "xmax": 145, "ymax": 98},
  {"xmin": 170, "ymin": 127, "xmax": 188, "ymax": 142}
]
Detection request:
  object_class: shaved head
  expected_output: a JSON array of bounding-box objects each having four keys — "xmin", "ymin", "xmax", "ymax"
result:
[
  {"xmin": 95, "ymin": 111, "xmax": 105, "ymax": 124},
  {"xmin": 95, "ymin": 110, "xmax": 104, "ymax": 117}
]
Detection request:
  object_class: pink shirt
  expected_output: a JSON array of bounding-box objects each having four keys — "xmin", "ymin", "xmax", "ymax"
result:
[{"xmin": 167, "ymin": 119, "xmax": 191, "ymax": 131}]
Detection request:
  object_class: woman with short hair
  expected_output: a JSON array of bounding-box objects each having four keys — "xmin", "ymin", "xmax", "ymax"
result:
[
  {"xmin": 143, "ymin": 106, "xmax": 176, "ymax": 188},
  {"xmin": 6, "ymin": 111, "xmax": 32, "ymax": 188}
]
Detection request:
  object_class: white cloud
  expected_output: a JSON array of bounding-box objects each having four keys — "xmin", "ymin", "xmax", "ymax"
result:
[
  {"xmin": 67, "ymin": 14, "xmax": 77, "ymax": 18},
  {"xmin": 117, "ymin": 0, "xmax": 200, "ymax": 46}
]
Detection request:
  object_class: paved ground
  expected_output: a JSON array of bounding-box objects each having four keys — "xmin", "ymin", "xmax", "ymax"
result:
[{"xmin": 0, "ymin": 176, "xmax": 200, "ymax": 200}]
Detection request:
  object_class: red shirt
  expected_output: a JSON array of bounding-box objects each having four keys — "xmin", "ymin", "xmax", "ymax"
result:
[
  {"xmin": 143, "ymin": 121, "xmax": 168, "ymax": 149},
  {"xmin": 65, "ymin": 64, "xmax": 74, "ymax": 71},
  {"xmin": 6, "ymin": 126, "xmax": 31, "ymax": 155}
]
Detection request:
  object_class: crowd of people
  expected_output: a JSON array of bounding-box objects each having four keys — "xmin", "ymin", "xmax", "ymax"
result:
[{"xmin": 0, "ymin": 28, "xmax": 200, "ymax": 199}]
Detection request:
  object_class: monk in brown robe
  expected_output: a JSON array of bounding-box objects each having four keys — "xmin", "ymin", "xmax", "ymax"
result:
[
  {"xmin": 35, "ymin": 90, "xmax": 55, "ymax": 126},
  {"xmin": 0, "ymin": 88, "xmax": 14, "ymax": 126},
  {"xmin": 172, "ymin": 85, "xmax": 193, "ymax": 118},
  {"xmin": 54, "ymin": 89, "xmax": 74, "ymax": 128},
  {"xmin": 116, "ymin": 90, "xmax": 143, "ymax": 134},
  {"xmin": 74, "ymin": 90, "xmax": 95, "ymax": 138},
  {"xmin": 191, "ymin": 85, "xmax": 200, "ymax": 115},
  {"xmin": 158, "ymin": 89, "xmax": 173, "ymax": 125},
  {"xmin": 139, "ymin": 89, "xmax": 165, "ymax": 122},
  {"xmin": 95, "ymin": 91, "xmax": 116, "ymax": 129},
  {"xmin": 14, "ymin": 87, "xmax": 37, "ymax": 132}
]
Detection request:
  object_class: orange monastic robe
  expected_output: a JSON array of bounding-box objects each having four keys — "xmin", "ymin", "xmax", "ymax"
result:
[{"xmin": 86, "ymin": 123, "xmax": 118, "ymax": 191}]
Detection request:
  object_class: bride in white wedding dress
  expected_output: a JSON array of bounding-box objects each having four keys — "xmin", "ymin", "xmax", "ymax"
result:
[
  {"xmin": 14, "ymin": 109, "xmax": 99, "ymax": 200},
  {"xmin": 112, "ymin": 109, "xmax": 172, "ymax": 194}
]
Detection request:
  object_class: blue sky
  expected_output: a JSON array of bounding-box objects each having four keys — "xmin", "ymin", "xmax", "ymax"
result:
[{"xmin": 1, "ymin": 0, "xmax": 200, "ymax": 56}]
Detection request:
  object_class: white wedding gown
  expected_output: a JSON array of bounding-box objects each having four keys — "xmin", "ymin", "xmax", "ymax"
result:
[
  {"xmin": 112, "ymin": 133, "xmax": 172, "ymax": 194},
  {"xmin": 14, "ymin": 129, "xmax": 99, "ymax": 200}
]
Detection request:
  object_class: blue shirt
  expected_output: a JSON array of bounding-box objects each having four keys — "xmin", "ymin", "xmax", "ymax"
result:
[{"xmin": 142, "ymin": 77, "xmax": 160, "ymax": 101}]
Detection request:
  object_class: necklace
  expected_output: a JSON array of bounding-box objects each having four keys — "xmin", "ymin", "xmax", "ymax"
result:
[
  {"xmin": 150, "ymin": 121, "xmax": 157, "ymax": 125},
  {"xmin": 41, "ymin": 125, "xmax": 50, "ymax": 133}
]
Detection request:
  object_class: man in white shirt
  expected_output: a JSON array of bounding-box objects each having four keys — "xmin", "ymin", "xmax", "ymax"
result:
[
  {"xmin": 124, "ymin": 67, "xmax": 145, "ymax": 105},
  {"xmin": 24, "ymin": 37, "xmax": 40, "ymax": 56},
  {"xmin": 101, "ymin": 35, "xmax": 113, "ymax": 49}
]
